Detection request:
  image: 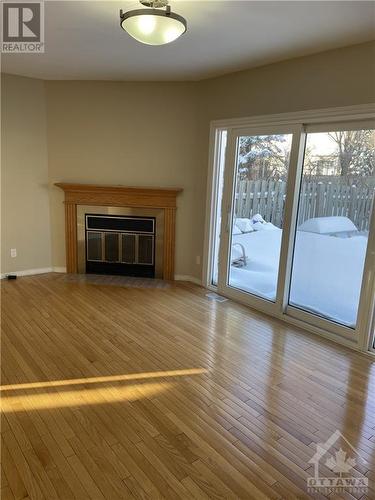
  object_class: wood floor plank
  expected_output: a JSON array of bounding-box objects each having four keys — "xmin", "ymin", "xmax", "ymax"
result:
[
  {"xmin": 2, "ymin": 430, "xmax": 45, "ymax": 500},
  {"xmin": 1, "ymin": 273, "xmax": 374, "ymax": 499},
  {"xmin": 1, "ymin": 435, "xmax": 28, "ymax": 500},
  {"xmin": 1, "ymin": 486, "xmax": 15, "ymax": 500}
]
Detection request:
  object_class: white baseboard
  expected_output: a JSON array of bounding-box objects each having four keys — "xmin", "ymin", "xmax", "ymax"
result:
[
  {"xmin": 1, "ymin": 267, "xmax": 53, "ymax": 279},
  {"xmin": 174, "ymin": 274, "xmax": 202, "ymax": 286}
]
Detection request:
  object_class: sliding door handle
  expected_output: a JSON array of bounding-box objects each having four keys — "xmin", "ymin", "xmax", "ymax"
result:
[{"xmin": 226, "ymin": 209, "xmax": 232, "ymax": 233}]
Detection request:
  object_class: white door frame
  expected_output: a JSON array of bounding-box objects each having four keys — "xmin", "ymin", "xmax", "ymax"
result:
[
  {"xmin": 202, "ymin": 127, "xmax": 228, "ymax": 290},
  {"xmin": 203, "ymin": 103, "xmax": 375, "ymax": 354}
]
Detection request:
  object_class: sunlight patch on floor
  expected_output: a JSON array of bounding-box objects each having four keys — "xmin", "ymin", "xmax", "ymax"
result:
[
  {"xmin": 1, "ymin": 381, "xmax": 173, "ymax": 412},
  {"xmin": 0, "ymin": 368, "xmax": 207, "ymax": 392}
]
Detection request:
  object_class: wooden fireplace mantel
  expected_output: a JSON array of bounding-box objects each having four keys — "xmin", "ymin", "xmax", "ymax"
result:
[{"xmin": 55, "ymin": 183, "xmax": 183, "ymax": 280}]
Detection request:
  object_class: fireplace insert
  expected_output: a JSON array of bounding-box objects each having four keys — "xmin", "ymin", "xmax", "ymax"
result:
[{"xmin": 85, "ymin": 214, "xmax": 155, "ymax": 277}]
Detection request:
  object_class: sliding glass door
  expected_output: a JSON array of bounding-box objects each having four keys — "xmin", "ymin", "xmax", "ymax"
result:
[
  {"xmin": 210, "ymin": 116, "xmax": 375, "ymax": 348},
  {"xmin": 288, "ymin": 125, "xmax": 375, "ymax": 330},
  {"xmin": 217, "ymin": 125, "xmax": 303, "ymax": 314}
]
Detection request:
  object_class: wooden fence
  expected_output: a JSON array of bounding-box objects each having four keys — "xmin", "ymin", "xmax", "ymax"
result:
[{"xmin": 235, "ymin": 179, "xmax": 374, "ymax": 231}]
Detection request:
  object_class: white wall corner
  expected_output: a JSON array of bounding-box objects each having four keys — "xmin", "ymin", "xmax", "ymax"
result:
[{"xmin": 52, "ymin": 267, "xmax": 67, "ymax": 273}]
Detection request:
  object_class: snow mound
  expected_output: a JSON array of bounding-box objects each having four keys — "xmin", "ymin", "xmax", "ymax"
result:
[{"xmin": 299, "ymin": 216, "xmax": 358, "ymax": 235}]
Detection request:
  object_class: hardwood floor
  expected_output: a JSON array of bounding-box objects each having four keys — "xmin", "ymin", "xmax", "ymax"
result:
[{"xmin": 1, "ymin": 273, "xmax": 374, "ymax": 499}]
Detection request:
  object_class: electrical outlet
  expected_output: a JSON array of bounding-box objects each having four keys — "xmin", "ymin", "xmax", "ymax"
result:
[
  {"xmin": 10, "ymin": 248, "xmax": 17, "ymax": 258},
  {"xmin": 196, "ymin": 255, "xmax": 201, "ymax": 265}
]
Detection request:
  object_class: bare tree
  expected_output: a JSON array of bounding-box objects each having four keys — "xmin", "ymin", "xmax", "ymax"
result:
[{"xmin": 328, "ymin": 130, "xmax": 374, "ymax": 178}]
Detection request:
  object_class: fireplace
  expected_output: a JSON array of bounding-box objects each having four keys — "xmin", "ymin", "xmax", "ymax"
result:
[
  {"xmin": 76, "ymin": 205, "xmax": 164, "ymax": 278},
  {"xmin": 85, "ymin": 214, "xmax": 156, "ymax": 277},
  {"xmin": 56, "ymin": 183, "xmax": 182, "ymax": 280}
]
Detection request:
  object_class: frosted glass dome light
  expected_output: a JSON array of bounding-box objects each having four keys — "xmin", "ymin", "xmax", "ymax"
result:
[{"xmin": 120, "ymin": 3, "xmax": 187, "ymax": 46}]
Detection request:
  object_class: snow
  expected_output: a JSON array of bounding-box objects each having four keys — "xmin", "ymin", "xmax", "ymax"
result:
[
  {"xmin": 235, "ymin": 218, "xmax": 254, "ymax": 233},
  {"xmin": 299, "ymin": 216, "xmax": 358, "ymax": 235},
  {"xmin": 229, "ymin": 230, "xmax": 281, "ymax": 300},
  {"xmin": 229, "ymin": 228, "xmax": 367, "ymax": 327}
]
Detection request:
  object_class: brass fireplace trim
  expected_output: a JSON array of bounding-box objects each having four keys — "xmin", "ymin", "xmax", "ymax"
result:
[
  {"xmin": 77, "ymin": 205, "xmax": 164, "ymax": 278},
  {"xmin": 55, "ymin": 183, "xmax": 182, "ymax": 280}
]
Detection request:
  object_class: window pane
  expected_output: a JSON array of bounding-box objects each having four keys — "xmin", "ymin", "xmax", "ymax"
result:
[
  {"xmin": 289, "ymin": 129, "xmax": 375, "ymax": 328},
  {"xmin": 228, "ymin": 133, "xmax": 293, "ymax": 301}
]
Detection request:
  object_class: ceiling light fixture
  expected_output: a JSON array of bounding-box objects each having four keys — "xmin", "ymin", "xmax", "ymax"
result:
[{"xmin": 120, "ymin": 0, "xmax": 187, "ymax": 46}]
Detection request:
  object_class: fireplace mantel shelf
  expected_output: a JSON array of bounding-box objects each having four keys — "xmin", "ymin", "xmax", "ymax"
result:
[
  {"xmin": 55, "ymin": 183, "xmax": 183, "ymax": 208},
  {"xmin": 56, "ymin": 183, "xmax": 183, "ymax": 279}
]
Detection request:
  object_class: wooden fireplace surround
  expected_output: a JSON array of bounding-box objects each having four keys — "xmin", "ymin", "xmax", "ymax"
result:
[{"xmin": 56, "ymin": 183, "xmax": 183, "ymax": 280}]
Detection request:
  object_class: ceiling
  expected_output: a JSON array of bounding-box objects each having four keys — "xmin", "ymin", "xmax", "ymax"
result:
[{"xmin": 3, "ymin": 1, "xmax": 375, "ymax": 81}]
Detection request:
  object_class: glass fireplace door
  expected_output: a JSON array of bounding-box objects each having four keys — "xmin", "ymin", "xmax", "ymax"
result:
[{"xmin": 85, "ymin": 215, "xmax": 155, "ymax": 277}]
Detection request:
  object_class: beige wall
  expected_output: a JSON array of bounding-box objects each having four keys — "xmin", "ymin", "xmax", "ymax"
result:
[
  {"xmin": 1, "ymin": 74, "xmax": 51, "ymax": 274},
  {"xmin": 45, "ymin": 81, "xmax": 200, "ymax": 277},
  {"xmin": 2, "ymin": 41, "xmax": 375, "ymax": 280},
  {"xmin": 200, "ymin": 41, "xmax": 375, "ymax": 121}
]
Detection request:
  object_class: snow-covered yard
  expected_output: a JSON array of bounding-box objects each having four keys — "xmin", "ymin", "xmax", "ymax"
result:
[{"xmin": 229, "ymin": 223, "xmax": 368, "ymax": 328}]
